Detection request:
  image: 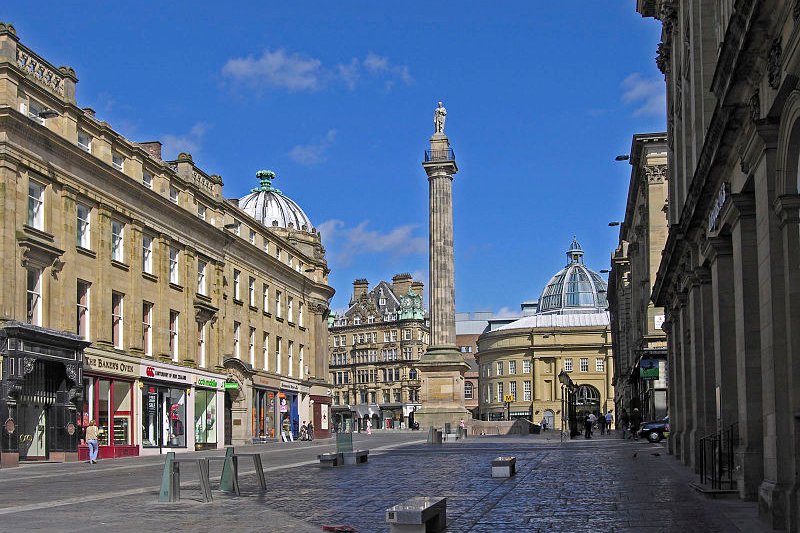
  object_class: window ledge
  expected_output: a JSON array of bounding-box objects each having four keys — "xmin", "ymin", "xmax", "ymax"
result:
[
  {"xmin": 233, "ymin": 298, "xmax": 244, "ymax": 306},
  {"xmin": 263, "ymin": 311, "xmax": 272, "ymax": 318},
  {"xmin": 287, "ymin": 321, "xmax": 296, "ymax": 327},
  {"xmin": 111, "ymin": 259, "xmax": 130, "ymax": 271},
  {"xmin": 22, "ymin": 224, "xmax": 54, "ymax": 242},
  {"xmin": 196, "ymin": 292, "xmax": 212, "ymax": 302},
  {"xmin": 298, "ymin": 326, "xmax": 306, "ymax": 332},
  {"xmin": 142, "ymin": 272, "xmax": 158, "ymax": 283},
  {"xmin": 169, "ymin": 282, "xmax": 184, "ymax": 292},
  {"xmin": 275, "ymin": 317, "xmax": 284, "ymax": 323},
  {"xmin": 249, "ymin": 305, "xmax": 259, "ymax": 312},
  {"xmin": 76, "ymin": 246, "xmax": 96, "ymax": 259}
]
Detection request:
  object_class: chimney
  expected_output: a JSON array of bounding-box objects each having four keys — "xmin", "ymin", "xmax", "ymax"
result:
[
  {"xmin": 391, "ymin": 273, "xmax": 413, "ymax": 298},
  {"xmin": 411, "ymin": 280, "xmax": 424, "ymax": 302},
  {"xmin": 138, "ymin": 141, "xmax": 163, "ymax": 161},
  {"xmin": 353, "ymin": 279, "xmax": 369, "ymax": 301}
]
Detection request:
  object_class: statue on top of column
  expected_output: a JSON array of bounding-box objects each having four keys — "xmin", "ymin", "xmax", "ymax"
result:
[{"xmin": 434, "ymin": 101, "xmax": 447, "ymax": 134}]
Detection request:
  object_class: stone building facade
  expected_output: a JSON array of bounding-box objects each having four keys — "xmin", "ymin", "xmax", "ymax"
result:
[
  {"xmin": 608, "ymin": 133, "xmax": 669, "ymax": 423},
  {"xmin": 636, "ymin": 1, "xmax": 800, "ymax": 528},
  {"xmin": 477, "ymin": 239, "xmax": 613, "ymax": 431},
  {"xmin": 0, "ymin": 23, "xmax": 333, "ymax": 465},
  {"xmin": 328, "ymin": 275, "xmax": 428, "ymax": 431}
]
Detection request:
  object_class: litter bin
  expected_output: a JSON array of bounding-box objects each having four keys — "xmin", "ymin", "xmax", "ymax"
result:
[{"xmin": 531, "ymin": 423, "xmax": 541, "ymax": 435}]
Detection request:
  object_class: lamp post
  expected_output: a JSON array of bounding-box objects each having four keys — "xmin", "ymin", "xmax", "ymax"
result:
[{"xmin": 558, "ymin": 369, "xmax": 574, "ymax": 442}]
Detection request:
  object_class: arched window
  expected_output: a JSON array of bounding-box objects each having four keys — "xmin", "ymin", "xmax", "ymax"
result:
[
  {"xmin": 464, "ymin": 381, "xmax": 474, "ymax": 400},
  {"xmin": 575, "ymin": 384, "xmax": 600, "ymax": 406}
]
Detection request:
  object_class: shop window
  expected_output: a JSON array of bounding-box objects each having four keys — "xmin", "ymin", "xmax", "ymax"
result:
[
  {"xmin": 169, "ymin": 310, "xmax": 179, "ymax": 360},
  {"xmin": 194, "ymin": 389, "xmax": 218, "ymax": 447},
  {"xmin": 80, "ymin": 377, "xmax": 133, "ymax": 447},
  {"xmin": 27, "ymin": 180, "xmax": 44, "ymax": 230},
  {"xmin": 77, "ymin": 280, "xmax": 90, "ymax": 338},
  {"xmin": 26, "ymin": 268, "xmax": 42, "ymax": 326},
  {"xmin": 76, "ymin": 203, "xmax": 91, "ymax": 249},
  {"xmin": 142, "ymin": 385, "xmax": 186, "ymax": 448},
  {"xmin": 112, "ymin": 292, "xmax": 124, "ymax": 348},
  {"xmin": 252, "ymin": 389, "xmax": 276, "ymax": 440}
]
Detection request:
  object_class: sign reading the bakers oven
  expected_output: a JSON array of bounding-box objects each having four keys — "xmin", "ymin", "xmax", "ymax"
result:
[
  {"xmin": 85, "ymin": 355, "xmax": 139, "ymax": 377},
  {"xmin": 140, "ymin": 363, "xmax": 190, "ymax": 384}
]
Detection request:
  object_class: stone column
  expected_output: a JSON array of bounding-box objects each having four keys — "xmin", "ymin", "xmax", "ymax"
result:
[
  {"xmin": 671, "ymin": 292, "xmax": 688, "ymax": 462},
  {"xmin": 687, "ymin": 267, "xmax": 715, "ymax": 471},
  {"xmin": 662, "ymin": 311, "xmax": 676, "ymax": 456},
  {"xmin": 415, "ymin": 122, "xmax": 469, "ymax": 430}
]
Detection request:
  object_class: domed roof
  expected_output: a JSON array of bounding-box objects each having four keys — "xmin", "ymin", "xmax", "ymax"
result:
[
  {"xmin": 239, "ymin": 170, "xmax": 314, "ymax": 231},
  {"xmin": 537, "ymin": 237, "xmax": 608, "ymax": 314}
]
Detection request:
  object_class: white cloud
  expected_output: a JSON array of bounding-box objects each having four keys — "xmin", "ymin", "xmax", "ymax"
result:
[
  {"xmin": 288, "ymin": 129, "xmax": 337, "ymax": 166},
  {"xmin": 161, "ymin": 122, "xmax": 209, "ymax": 159},
  {"xmin": 318, "ymin": 219, "xmax": 426, "ymax": 267},
  {"xmin": 621, "ymin": 73, "xmax": 665, "ymax": 117},
  {"xmin": 222, "ymin": 48, "xmax": 412, "ymax": 92},
  {"xmin": 494, "ymin": 306, "xmax": 519, "ymax": 319},
  {"xmin": 222, "ymin": 49, "xmax": 323, "ymax": 91}
]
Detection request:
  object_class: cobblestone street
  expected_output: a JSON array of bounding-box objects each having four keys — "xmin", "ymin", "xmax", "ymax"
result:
[{"xmin": 0, "ymin": 432, "xmax": 773, "ymax": 532}]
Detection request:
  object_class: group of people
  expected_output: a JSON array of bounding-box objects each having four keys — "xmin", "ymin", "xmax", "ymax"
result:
[
  {"xmin": 617, "ymin": 407, "xmax": 643, "ymax": 440},
  {"xmin": 582, "ymin": 411, "xmax": 614, "ymax": 439},
  {"xmin": 281, "ymin": 417, "xmax": 315, "ymax": 442}
]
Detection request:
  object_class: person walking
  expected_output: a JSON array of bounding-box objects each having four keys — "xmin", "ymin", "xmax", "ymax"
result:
[
  {"xmin": 598, "ymin": 412, "xmax": 606, "ymax": 435},
  {"xmin": 630, "ymin": 408, "xmax": 643, "ymax": 440},
  {"xmin": 307, "ymin": 420, "xmax": 314, "ymax": 441},
  {"xmin": 619, "ymin": 408, "xmax": 629, "ymax": 439},
  {"xmin": 583, "ymin": 413, "xmax": 593, "ymax": 439},
  {"xmin": 282, "ymin": 416, "xmax": 292, "ymax": 442},
  {"xmin": 85, "ymin": 419, "xmax": 99, "ymax": 464},
  {"xmin": 366, "ymin": 418, "xmax": 372, "ymax": 435},
  {"xmin": 605, "ymin": 411, "xmax": 613, "ymax": 433}
]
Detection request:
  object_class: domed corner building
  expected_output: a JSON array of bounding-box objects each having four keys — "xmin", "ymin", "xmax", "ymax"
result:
[{"xmin": 476, "ymin": 238, "xmax": 614, "ymax": 432}]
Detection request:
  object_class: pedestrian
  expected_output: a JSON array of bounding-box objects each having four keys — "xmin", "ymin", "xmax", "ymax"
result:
[
  {"xmin": 619, "ymin": 408, "xmax": 629, "ymax": 439},
  {"xmin": 584, "ymin": 413, "xmax": 592, "ymax": 439},
  {"xmin": 300, "ymin": 421, "xmax": 308, "ymax": 441},
  {"xmin": 307, "ymin": 420, "xmax": 314, "ymax": 441},
  {"xmin": 588, "ymin": 412, "xmax": 597, "ymax": 437},
  {"xmin": 85, "ymin": 419, "xmax": 99, "ymax": 464},
  {"xmin": 282, "ymin": 416, "xmax": 292, "ymax": 442},
  {"xmin": 459, "ymin": 417, "xmax": 466, "ymax": 438},
  {"xmin": 630, "ymin": 408, "xmax": 643, "ymax": 440},
  {"xmin": 366, "ymin": 418, "xmax": 372, "ymax": 435},
  {"xmin": 598, "ymin": 412, "xmax": 606, "ymax": 435},
  {"xmin": 605, "ymin": 411, "xmax": 613, "ymax": 432},
  {"xmin": 540, "ymin": 417, "xmax": 547, "ymax": 432}
]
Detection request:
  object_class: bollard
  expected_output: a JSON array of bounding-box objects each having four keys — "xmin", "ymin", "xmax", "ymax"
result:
[
  {"xmin": 219, "ymin": 447, "xmax": 240, "ymax": 496},
  {"xmin": 197, "ymin": 458, "xmax": 212, "ymax": 503},
  {"xmin": 158, "ymin": 452, "xmax": 179, "ymax": 502}
]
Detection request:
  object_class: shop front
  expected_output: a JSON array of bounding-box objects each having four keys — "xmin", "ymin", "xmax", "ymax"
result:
[
  {"xmin": 310, "ymin": 393, "xmax": 331, "ymax": 439},
  {"xmin": 279, "ymin": 381, "xmax": 302, "ymax": 440},
  {"xmin": 78, "ymin": 352, "xmax": 139, "ymax": 460},
  {"xmin": 252, "ymin": 374, "xmax": 280, "ymax": 442},
  {"xmin": 0, "ymin": 322, "xmax": 89, "ymax": 466},
  {"xmin": 139, "ymin": 361, "xmax": 191, "ymax": 455},
  {"xmin": 194, "ymin": 374, "xmax": 223, "ymax": 450}
]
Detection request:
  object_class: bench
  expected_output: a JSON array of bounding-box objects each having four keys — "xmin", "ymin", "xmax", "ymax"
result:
[
  {"xmin": 385, "ymin": 496, "xmax": 447, "ymax": 533},
  {"xmin": 318, "ymin": 452, "xmax": 343, "ymax": 467},
  {"xmin": 342, "ymin": 450, "xmax": 369, "ymax": 465},
  {"xmin": 491, "ymin": 456, "xmax": 516, "ymax": 478}
]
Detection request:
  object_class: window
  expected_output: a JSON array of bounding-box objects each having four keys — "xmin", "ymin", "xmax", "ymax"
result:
[
  {"xmin": 403, "ymin": 329, "xmax": 412, "ymax": 340},
  {"xmin": 497, "ymin": 382, "xmax": 504, "ymax": 403},
  {"xmin": 142, "ymin": 235, "xmax": 153, "ymax": 274},
  {"xmin": 509, "ymin": 361, "xmax": 517, "ymax": 374},
  {"xmin": 275, "ymin": 291, "xmax": 282, "ymax": 318},
  {"xmin": 249, "ymin": 327, "xmax": 256, "ymax": 366},
  {"xmin": 288, "ymin": 255, "xmax": 294, "ymax": 269},
  {"xmin": 77, "ymin": 130, "xmax": 92, "ymax": 152},
  {"xmin": 169, "ymin": 247, "xmax": 179, "ymax": 284},
  {"xmin": 596, "ymin": 358, "xmax": 605, "ymax": 372},
  {"xmin": 231, "ymin": 221, "xmax": 241, "ymax": 236},
  {"xmin": 276, "ymin": 337, "xmax": 282, "ymax": 374},
  {"xmin": 391, "ymin": 330, "xmax": 398, "ymax": 342},
  {"xmin": 276, "ymin": 247, "xmax": 282, "ymax": 261},
  {"xmin": 76, "ymin": 203, "xmax": 91, "ymax": 249},
  {"xmin": 112, "ymin": 292, "xmax": 124, "ymax": 349},
  {"xmin": 353, "ymin": 316, "xmax": 361, "ymax": 326},
  {"xmin": 510, "ymin": 381, "xmax": 517, "ymax": 401},
  {"xmin": 142, "ymin": 171, "xmax": 153, "ymax": 189},
  {"xmin": 232, "ymin": 321, "xmax": 241, "ymax": 359},
  {"xmin": 248, "ymin": 277, "xmax": 255, "ymax": 306},
  {"xmin": 233, "ymin": 270, "xmax": 241, "ymax": 301},
  {"xmin": 486, "ymin": 384, "xmax": 492, "ymax": 403},
  {"xmin": 142, "ymin": 302, "xmax": 153, "ymax": 356},
  {"xmin": 580, "ymin": 357, "xmax": 588, "ymax": 372},
  {"xmin": 367, "ymin": 314, "xmax": 374, "ymax": 324},
  {"xmin": 24, "ymin": 98, "xmax": 45, "ymax": 124},
  {"xmin": 197, "ymin": 322, "xmax": 206, "ymax": 367},
  {"xmin": 383, "ymin": 332, "xmax": 390, "ymax": 342},
  {"xmin": 464, "ymin": 381, "xmax": 473, "ymax": 400},
  {"xmin": 299, "ymin": 345, "xmax": 305, "ymax": 378},
  {"xmin": 379, "ymin": 297, "xmax": 386, "ymax": 306},
  {"xmin": 27, "ymin": 181, "xmax": 44, "ymax": 230},
  {"xmin": 197, "ymin": 204, "xmax": 206, "ymax": 220},
  {"xmin": 564, "ymin": 358, "xmax": 573, "ymax": 372},
  {"xmin": 262, "ymin": 284, "xmax": 269, "ymax": 313},
  {"xmin": 112, "ymin": 152, "xmax": 124, "ymax": 171},
  {"xmin": 523, "ymin": 381, "xmax": 531, "ymax": 401},
  {"xmin": 287, "ymin": 296, "xmax": 294, "ymax": 322},
  {"xmin": 169, "ymin": 186, "xmax": 179, "ymax": 204},
  {"xmin": 263, "ymin": 240, "xmax": 270, "ymax": 255},
  {"xmin": 263, "ymin": 333, "xmax": 270, "ymax": 370},
  {"xmin": 249, "ymin": 229, "xmax": 256, "ymax": 244},
  {"xmin": 169, "ymin": 310, "xmax": 179, "ymax": 361},
  {"xmin": 496, "ymin": 361, "xmax": 503, "ymax": 376},
  {"xmin": 523, "ymin": 360, "xmax": 531, "ymax": 374},
  {"xmin": 288, "ymin": 341, "xmax": 294, "ymax": 377},
  {"xmin": 197, "ymin": 260, "xmax": 207, "ymax": 295},
  {"xmin": 403, "ymin": 347, "xmax": 413, "ymax": 360},
  {"xmin": 299, "ymin": 303, "xmax": 304, "ymax": 327},
  {"xmin": 111, "ymin": 220, "xmax": 124, "ymax": 262},
  {"xmin": 26, "ymin": 268, "xmax": 42, "ymax": 325},
  {"xmin": 77, "ymin": 280, "xmax": 90, "ymax": 338}
]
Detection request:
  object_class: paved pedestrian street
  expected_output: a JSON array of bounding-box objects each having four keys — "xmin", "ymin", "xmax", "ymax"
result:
[{"xmin": 0, "ymin": 432, "xmax": 772, "ymax": 532}]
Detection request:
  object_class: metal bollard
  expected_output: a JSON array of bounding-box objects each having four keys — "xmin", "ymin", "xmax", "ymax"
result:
[{"xmin": 159, "ymin": 452, "xmax": 179, "ymax": 502}]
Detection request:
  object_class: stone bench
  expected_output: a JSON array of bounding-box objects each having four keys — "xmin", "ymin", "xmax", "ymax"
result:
[
  {"xmin": 318, "ymin": 452, "xmax": 343, "ymax": 467},
  {"xmin": 491, "ymin": 456, "xmax": 516, "ymax": 478},
  {"xmin": 342, "ymin": 450, "xmax": 368, "ymax": 465},
  {"xmin": 385, "ymin": 496, "xmax": 446, "ymax": 533}
]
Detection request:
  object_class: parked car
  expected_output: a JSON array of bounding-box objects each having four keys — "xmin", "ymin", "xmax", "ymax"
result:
[{"xmin": 639, "ymin": 416, "xmax": 670, "ymax": 443}]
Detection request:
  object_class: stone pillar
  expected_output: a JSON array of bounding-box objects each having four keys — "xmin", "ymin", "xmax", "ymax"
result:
[
  {"xmin": 687, "ymin": 268, "xmax": 715, "ymax": 472},
  {"xmin": 415, "ymin": 122, "xmax": 469, "ymax": 430},
  {"xmin": 662, "ymin": 312, "xmax": 676, "ymax": 456},
  {"xmin": 671, "ymin": 292, "xmax": 688, "ymax": 462}
]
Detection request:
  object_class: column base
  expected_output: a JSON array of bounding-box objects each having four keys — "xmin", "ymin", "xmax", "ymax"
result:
[
  {"xmin": 736, "ymin": 448, "xmax": 763, "ymax": 501},
  {"xmin": 759, "ymin": 479, "xmax": 790, "ymax": 530},
  {"xmin": 414, "ymin": 407, "xmax": 471, "ymax": 432}
]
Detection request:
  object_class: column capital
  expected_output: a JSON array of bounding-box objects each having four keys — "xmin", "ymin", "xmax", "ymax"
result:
[
  {"xmin": 773, "ymin": 194, "xmax": 800, "ymax": 228},
  {"xmin": 719, "ymin": 193, "xmax": 756, "ymax": 229},
  {"xmin": 702, "ymin": 235, "xmax": 733, "ymax": 263}
]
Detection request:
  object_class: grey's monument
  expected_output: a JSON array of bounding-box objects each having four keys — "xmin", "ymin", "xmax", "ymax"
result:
[{"xmin": 415, "ymin": 102, "xmax": 470, "ymax": 431}]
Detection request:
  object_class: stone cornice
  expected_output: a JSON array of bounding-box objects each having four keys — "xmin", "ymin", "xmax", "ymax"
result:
[
  {"xmin": 702, "ymin": 235, "xmax": 734, "ymax": 263},
  {"xmin": 774, "ymin": 194, "xmax": 800, "ymax": 227},
  {"xmin": 710, "ymin": 0, "xmax": 758, "ymax": 101}
]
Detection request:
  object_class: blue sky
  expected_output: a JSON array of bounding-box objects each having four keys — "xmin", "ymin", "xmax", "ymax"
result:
[{"xmin": 4, "ymin": 2, "xmax": 664, "ymax": 314}]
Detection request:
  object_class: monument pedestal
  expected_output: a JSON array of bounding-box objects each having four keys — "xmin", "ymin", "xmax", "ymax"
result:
[{"xmin": 414, "ymin": 346, "xmax": 470, "ymax": 430}]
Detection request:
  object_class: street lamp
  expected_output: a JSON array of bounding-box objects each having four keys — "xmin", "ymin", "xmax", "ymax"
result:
[
  {"xmin": 608, "ymin": 221, "xmax": 622, "ymax": 227},
  {"xmin": 615, "ymin": 154, "xmax": 630, "ymax": 161},
  {"xmin": 557, "ymin": 369, "xmax": 574, "ymax": 442}
]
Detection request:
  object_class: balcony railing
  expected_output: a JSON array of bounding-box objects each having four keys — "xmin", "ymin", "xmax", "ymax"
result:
[
  {"xmin": 424, "ymin": 148, "xmax": 455, "ymax": 162},
  {"xmin": 697, "ymin": 423, "xmax": 738, "ymax": 490}
]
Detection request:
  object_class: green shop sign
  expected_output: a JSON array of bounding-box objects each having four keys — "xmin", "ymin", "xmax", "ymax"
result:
[
  {"xmin": 197, "ymin": 378, "xmax": 218, "ymax": 388},
  {"xmin": 224, "ymin": 381, "xmax": 239, "ymax": 390},
  {"xmin": 639, "ymin": 359, "xmax": 659, "ymax": 380}
]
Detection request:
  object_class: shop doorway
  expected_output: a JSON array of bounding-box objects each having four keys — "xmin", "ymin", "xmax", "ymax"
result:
[{"xmin": 18, "ymin": 359, "xmax": 67, "ymax": 460}]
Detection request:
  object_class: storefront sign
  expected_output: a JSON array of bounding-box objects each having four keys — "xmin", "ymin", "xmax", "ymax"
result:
[
  {"xmin": 85, "ymin": 354, "xmax": 139, "ymax": 378},
  {"xmin": 654, "ymin": 314, "xmax": 665, "ymax": 330},
  {"xmin": 140, "ymin": 363, "xmax": 190, "ymax": 384},
  {"xmin": 707, "ymin": 182, "xmax": 729, "ymax": 233},
  {"xmin": 147, "ymin": 392, "xmax": 157, "ymax": 413},
  {"xmin": 253, "ymin": 374, "xmax": 280, "ymax": 388},
  {"xmin": 279, "ymin": 380, "xmax": 309, "ymax": 393},
  {"xmin": 640, "ymin": 359, "xmax": 660, "ymax": 380},
  {"xmin": 197, "ymin": 378, "xmax": 218, "ymax": 388},
  {"xmin": 224, "ymin": 382, "xmax": 239, "ymax": 390}
]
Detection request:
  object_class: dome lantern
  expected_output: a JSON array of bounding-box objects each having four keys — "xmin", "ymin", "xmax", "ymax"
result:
[
  {"xmin": 537, "ymin": 237, "xmax": 608, "ymax": 315},
  {"xmin": 239, "ymin": 170, "xmax": 314, "ymax": 232}
]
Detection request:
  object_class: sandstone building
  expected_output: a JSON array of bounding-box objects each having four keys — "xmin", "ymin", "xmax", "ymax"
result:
[{"xmin": 0, "ymin": 23, "xmax": 333, "ymax": 465}]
